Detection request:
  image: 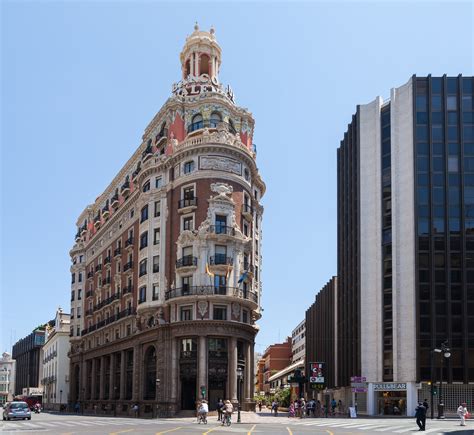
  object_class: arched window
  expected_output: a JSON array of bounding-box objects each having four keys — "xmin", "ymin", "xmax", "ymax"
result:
[
  {"xmin": 200, "ymin": 54, "xmax": 210, "ymax": 76},
  {"xmin": 185, "ymin": 59, "xmax": 191, "ymax": 78},
  {"xmin": 143, "ymin": 346, "xmax": 157, "ymax": 400},
  {"xmin": 210, "ymin": 112, "xmax": 222, "ymax": 128},
  {"xmin": 228, "ymin": 119, "xmax": 236, "ymax": 134},
  {"xmin": 189, "ymin": 114, "xmax": 203, "ymax": 132}
]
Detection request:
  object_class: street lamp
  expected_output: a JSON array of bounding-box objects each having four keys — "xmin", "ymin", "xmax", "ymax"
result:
[
  {"xmin": 236, "ymin": 367, "xmax": 243, "ymax": 423},
  {"xmin": 81, "ymin": 388, "xmax": 85, "ymax": 415},
  {"xmin": 433, "ymin": 341, "xmax": 451, "ymax": 419},
  {"xmin": 155, "ymin": 379, "xmax": 161, "ymax": 419},
  {"xmin": 60, "ymin": 390, "xmax": 63, "ymax": 410}
]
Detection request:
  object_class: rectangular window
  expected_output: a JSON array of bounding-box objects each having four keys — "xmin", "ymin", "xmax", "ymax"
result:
[
  {"xmin": 77, "ymin": 289, "xmax": 82, "ymax": 300},
  {"xmin": 182, "ymin": 276, "xmax": 193, "ymax": 293},
  {"xmin": 154, "ymin": 228, "xmax": 160, "ymax": 245},
  {"xmin": 180, "ymin": 306, "xmax": 193, "ymax": 321},
  {"xmin": 71, "ymin": 273, "xmax": 76, "ymax": 284},
  {"xmin": 78, "ymin": 272, "xmax": 82, "ymax": 283},
  {"xmin": 243, "ymin": 222, "xmax": 249, "ymax": 237},
  {"xmin": 214, "ymin": 275, "xmax": 227, "ymax": 294},
  {"xmin": 154, "ymin": 201, "xmax": 161, "ymax": 217},
  {"xmin": 140, "ymin": 205, "xmax": 149, "ymax": 223},
  {"xmin": 71, "ymin": 290, "xmax": 75, "ymax": 301},
  {"xmin": 153, "ymin": 255, "xmax": 159, "ymax": 273},
  {"xmin": 139, "ymin": 259, "xmax": 147, "ymax": 277},
  {"xmin": 77, "ymin": 307, "xmax": 82, "ymax": 318},
  {"xmin": 152, "ymin": 284, "xmax": 159, "ymax": 301},
  {"xmin": 184, "ymin": 161, "xmax": 195, "ymax": 174},
  {"xmin": 143, "ymin": 180, "xmax": 150, "ymax": 192},
  {"xmin": 183, "ymin": 186, "xmax": 194, "ymax": 199},
  {"xmin": 213, "ymin": 305, "xmax": 227, "ymax": 320},
  {"xmin": 183, "ymin": 216, "xmax": 193, "ymax": 231},
  {"xmin": 242, "ymin": 309, "xmax": 248, "ymax": 324},
  {"xmin": 71, "ymin": 307, "xmax": 75, "ymax": 318},
  {"xmin": 155, "ymin": 177, "xmax": 162, "ymax": 189},
  {"xmin": 140, "ymin": 231, "xmax": 148, "ymax": 250},
  {"xmin": 215, "ymin": 245, "xmax": 227, "ymax": 264},
  {"xmin": 139, "ymin": 286, "xmax": 146, "ymax": 303},
  {"xmin": 215, "ymin": 214, "xmax": 227, "ymax": 233}
]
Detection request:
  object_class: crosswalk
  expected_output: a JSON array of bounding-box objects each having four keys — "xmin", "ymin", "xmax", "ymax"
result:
[
  {"xmin": 282, "ymin": 418, "xmax": 470, "ymax": 433},
  {"xmin": 0, "ymin": 417, "xmax": 188, "ymax": 431}
]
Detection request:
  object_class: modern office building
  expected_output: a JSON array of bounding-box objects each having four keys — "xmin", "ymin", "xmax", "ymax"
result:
[
  {"xmin": 337, "ymin": 75, "xmax": 474, "ymax": 416},
  {"xmin": 291, "ymin": 320, "xmax": 306, "ymax": 364},
  {"xmin": 12, "ymin": 329, "xmax": 46, "ymax": 395},
  {"xmin": 41, "ymin": 308, "xmax": 71, "ymax": 410},
  {"xmin": 68, "ymin": 25, "xmax": 264, "ymax": 416},
  {"xmin": 305, "ymin": 277, "xmax": 338, "ymax": 397},
  {"xmin": 0, "ymin": 352, "xmax": 16, "ymax": 405}
]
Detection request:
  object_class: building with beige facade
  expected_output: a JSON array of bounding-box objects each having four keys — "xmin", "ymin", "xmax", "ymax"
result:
[
  {"xmin": 68, "ymin": 25, "xmax": 264, "ymax": 416},
  {"xmin": 0, "ymin": 352, "xmax": 16, "ymax": 405}
]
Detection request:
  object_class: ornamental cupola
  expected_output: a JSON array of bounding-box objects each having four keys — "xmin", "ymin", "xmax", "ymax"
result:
[{"xmin": 180, "ymin": 23, "xmax": 221, "ymax": 82}]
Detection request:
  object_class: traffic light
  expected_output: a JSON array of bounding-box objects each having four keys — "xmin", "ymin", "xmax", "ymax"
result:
[
  {"xmin": 432, "ymin": 386, "xmax": 438, "ymax": 396},
  {"xmin": 200, "ymin": 385, "xmax": 206, "ymax": 398}
]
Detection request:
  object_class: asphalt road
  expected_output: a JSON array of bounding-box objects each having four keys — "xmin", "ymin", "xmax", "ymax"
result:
[{"xmin": 0, "ymin": 412, "xmax": 472, "ymax": 434}]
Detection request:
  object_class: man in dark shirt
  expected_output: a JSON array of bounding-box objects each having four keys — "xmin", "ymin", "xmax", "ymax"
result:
[{"xmin": 415, "ymin": 402, "xmax": 427, "ymax": 431}]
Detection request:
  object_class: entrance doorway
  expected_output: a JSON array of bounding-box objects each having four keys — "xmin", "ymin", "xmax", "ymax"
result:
[
  {"xmin": 208, "ymin": 379, "xmax": 226, "ymax": 410},
  {"xmin": 377, "ymin": 391, "xmax": 407, "ymax": 415},
  {"xmin": 181, "ymin": 378, "xmax": 196, "ymax": 410}
]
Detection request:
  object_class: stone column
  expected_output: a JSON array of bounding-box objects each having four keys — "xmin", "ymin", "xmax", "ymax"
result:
[
  {"xmin": 194, "ymin": 52, "xmax": 199, "ymax": 76},
  {"xmin": 250, "ymin": 342, "xmax": 255, "ymax": 399},
  {"xmin": 109, "ymin": 353, "xmax": 115, "ymax": 400},
  {"xmin": 229, "ymin": 337, "xmax": 237, "ymax": 402},
  {"xmin": 198, "ymin": 336, "xmax": 207, "ymax": 400},
  {"xmin": 119, "ymin": 350, "xmax": 126, "ymax": 400},
  {"xmin": 132, "ymin": 344, "xmax": 141, "ymax": 401},
  {"xmin": 99, "ymin": 356, "xmax": 105, "ymax": 400},
  {"xmin": 91, "ymin": 359, "xmax": 97, "ymax": 400},
  {"xmin": 170, "ymin": 338, "xmax": 178, "ymax": 401},
  {"xmin": 245, "ymin": 342, "xmax": 252, "ymax": 400}
]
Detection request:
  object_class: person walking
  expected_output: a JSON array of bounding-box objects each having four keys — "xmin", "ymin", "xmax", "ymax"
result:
[
  {"xmin": 132, "ymin": 403, "xmax": 139, "ymax": 418},
  {"xmin": 415, "ymin": 402, "xmax": 427, "ymax": 431},
  {"xmin": 457, "ymin": 402, "xmax": 468, "ymax": 426},
  {"xmin": 422, "ymin": 398, "xmax": 429, "ymax": 416},
  {"xmin": 216, "ymin": 398, "xmax": 224, "ymax": 421},
  {"xmin": 258, "ymin": 401, "xmax": 262, "ymax": 412}
]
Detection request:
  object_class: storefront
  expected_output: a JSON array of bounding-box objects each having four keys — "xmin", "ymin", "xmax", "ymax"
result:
[{"xmin": 368, "ymin": 382, "xmax": 418, "ymax": 417}]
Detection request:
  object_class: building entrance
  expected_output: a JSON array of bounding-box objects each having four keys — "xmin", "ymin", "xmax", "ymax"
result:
[
  {"xmin": 181, "ymin": 377, "xmax": 196, "ymax": 410},
  {"xmin": 377, "ymin": 391, "xmax": 407, "ymax": 415}
]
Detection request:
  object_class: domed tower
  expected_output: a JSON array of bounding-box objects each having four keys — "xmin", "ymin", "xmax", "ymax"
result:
[{"xmin": 68, "ymin": 25, "xmax": 264, "ymax": 415}]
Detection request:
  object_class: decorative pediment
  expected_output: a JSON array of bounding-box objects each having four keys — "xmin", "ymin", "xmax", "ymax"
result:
[{"xmin": 176, "ymin": 229, "xmax": 197, "ymax": 246}]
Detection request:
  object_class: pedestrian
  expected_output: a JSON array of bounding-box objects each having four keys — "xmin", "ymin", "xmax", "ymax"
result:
[
  {"xmin": 457, "ymin": 402, "xmax": 468, "ymax": 426},
  {"xmin": 300, "ymin": 398, "xmax": 306, "ymax": 418},
  {"xmin": 216, "ymin": 398, "xmax": 224, "ymax": 421},
  {"xmin": 331, "ymin": 398, "xmax": 337, "ymax": 416},
  {"xmin": 258, "ymin": 401, "xmax": 262, "ymax": 412},
  {"xmin": 338, "ymin": 399, "xmax": 344, "ymax": 415},
  {"xmin": 132, "ymin": 403, "xmax": 139, "ymax": 418},
  {"xmin": 273, "ymin": 401, "xmax": 278, "ymax": 416},
  {"xmin": 415, "ymin": 402, "xmax": 426, "ymax": 431},
  {"xmin": 289, "ymin": 402, "xmax": 295, "ymax": 418},
  {"xmin": 74, "ymin": 402, "xmax": 80, "ymax": 413},
  {"xmin": 422, "ymin": 398, "xmax": 429, "ymax": 415}
]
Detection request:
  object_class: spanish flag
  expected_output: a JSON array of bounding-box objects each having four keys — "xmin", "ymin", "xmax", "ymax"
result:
[{"xmin": 205, "ymin": 262, "xmax": 214, "ymax": 278}]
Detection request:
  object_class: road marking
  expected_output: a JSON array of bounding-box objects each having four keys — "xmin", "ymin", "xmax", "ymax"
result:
[
  {"xmin": 325, "ymin": 430, "xmax": 334, "ymax": 435},
  {"xmin": 156, "ymin": 427, "xmax": 184, "ymax": 435},
  {"xmin": 393, "ymin": 428, "xmax": 417, "ymax": 433},
  {"xmin": 110, "ymin": 429, "xmax": 134, "ymax": 435},
  {"xmin": 203, "ymin": 426, "xmax": 221, "ymax": 435},
  {"xmin": 247, "ymin": 424, "xmax": 256, "ymax": 434},
  {"xmin": 287, "ymin": 427, "xmax": 293, "ymax": 435},
  {"xmin": 375, "ymin": 426, "xmax": 407, "ymax": 432}
]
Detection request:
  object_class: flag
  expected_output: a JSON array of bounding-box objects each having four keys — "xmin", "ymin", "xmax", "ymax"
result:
[
  {"xmin": 226, "ymin": 264, "xmax": 232, "ymax": 279},
  {"xmin": 238, "ymin": 271, "xmax": 248, "ymax": 284},
  {"xmin": 206, "ymin": 263, "xmax": 214, "ymax": 278}
]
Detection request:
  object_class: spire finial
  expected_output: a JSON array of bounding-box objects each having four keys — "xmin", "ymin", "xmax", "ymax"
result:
[
  {"xmin": 194, "ymin": 22, "xmax": 199, "ymax": 31},
  {"xmin": 210, "ymin": 25, "xmax": 215, "ymax": 35}
]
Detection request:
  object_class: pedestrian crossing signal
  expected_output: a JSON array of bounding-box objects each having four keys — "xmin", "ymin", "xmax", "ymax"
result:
[{"xmin": 432, "ymin": 386, "xmax": 438, "ymax": 396}]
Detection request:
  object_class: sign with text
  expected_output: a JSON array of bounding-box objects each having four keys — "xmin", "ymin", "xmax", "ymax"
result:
[
  {"xmin": 308, "ymin": 362, "xmax": 325, "ymax": 388},
  {"xmin": 350, "ymin": 376, "xmax": 366, "ymax": 383},
  {"xmin": 373, "ymin": 383, "xmax": 407, "ymax": 391}
]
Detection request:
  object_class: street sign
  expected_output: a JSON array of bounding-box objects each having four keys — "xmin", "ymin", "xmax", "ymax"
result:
[
  {"xmin": 350, "ymin": 376, "xmax": 366, "ymax": 383},
  {"xmin": 351, "ymin": 387, "xmax": 367, "ymax": 393},
  {"xmin": 308, "ymin": 362, "xmax": 325, "ymax": 388}
]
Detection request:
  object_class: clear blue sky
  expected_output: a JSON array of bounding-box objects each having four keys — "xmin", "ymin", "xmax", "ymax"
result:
[{"xmin": 1, "ymin": 1, "xmax": 473, "ymax": 354}]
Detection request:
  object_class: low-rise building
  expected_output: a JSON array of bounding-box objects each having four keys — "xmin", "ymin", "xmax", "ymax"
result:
[
  {"xmin": 262, "ymin": 338, "xmax": 292, "ymax": 395},
  {"xmin": 0, "ymin": 352, "xmax": 16, "ymax": 405},
  {"xmin": 255, "ymin": 358, "xmax": 265, "ymax": 396},
  {"xmin": 41, "ymin": 308, "xmax": 71, "ymax": 410}
]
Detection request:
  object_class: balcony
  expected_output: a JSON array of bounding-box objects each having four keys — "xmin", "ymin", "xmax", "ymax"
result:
[
  {"xmin": 180, "ymin": 350, "xmax": 197, "ymax": 359},
  {"xmin": 81, "ymin": 307, "xmax": 136, "ymax": 336},
  {"xmin": 121, "ymin": 181, "xmax": 130, "ymax": 197},
  {"xmin": 86, "ymin": 290, "xmax": 93, "ymax": 298},
  {"xmin": 75, "ymin": 231, "xmax": 81, "ymax": 242},
  {"xmin": 111, "ymin": 193, "xmax": 119, "ymax": 209},
  {"xmin": 80, "ymin": 224, "xmax": 88, "ymax": 236},
  {"xmin": 176, "ymin": 255, "xmax": 198, "ymax": 269},
  {"xmin": 209, "ymin": 225, "xmax": 236, "ymax": 237},
  {"xmin": 124, "ymin": 261, "xmax": 133, "ymax": 272},
  {"xmin": 186, "ymin": 120, "xmax": 236, "ymax": 135},
  {"xmin": 178, "ymin": 197, "xmax": 197, "ymax": 213},
  {"xmin": 86, "ymin": 309, "xmax": 93, "ymax": 316},
  {"xmin": 155, "ymin": 129, "xmax": 168, "ymax": 147},
  {"xmin": 94, "ymin": 292, "xmax": 121, "ymax": 311},
  {"xmin": 142, "ymin": 144, "xmax": 153, "ymax": 162},
  {"xmin": 242, "ymin": 203, "xmax": 253, "ymax": 220},
  {"xmin": 165, "ymin": 285, "xmax": 258, "ymax": 304},
  {"xmin": 123, "ymin": 285, "xmax": 133, "ymax": 295},
  {"xmin": 103, "ymin": 276, "xmax": 111, "ymax": 287},
  {"xmin": 102, "ymin": 205, "xmax": 110, "ymax": 219},
  {"xmin": 210, "ymin": 255, "xmax": 233, "ymax": 266},
  {"xmin": 95, "ymin": 264, "xmax": 102, "ymax": 273},
  {"xmin": 87, "ymin": 271, "xmax": 94, "ymax": 279},
  {"xmin": 114, "ymin": 247, "xmax": 121, "ymax": 257},
  {"xmin": 125, "ymin": 237, "xmax": 134, "ymax": 248},
  {"xmin": 132, "ymin": 164, "xmax": 141, "ymax": 180},
  {"xmin": 104, "ymin": 256, "xmax": 111, "ymax": 266}
]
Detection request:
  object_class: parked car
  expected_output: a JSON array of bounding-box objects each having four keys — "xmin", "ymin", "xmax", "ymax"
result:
[{"xmin": 2, "ymin": 401, "xmax": 31, "ymax": 420}]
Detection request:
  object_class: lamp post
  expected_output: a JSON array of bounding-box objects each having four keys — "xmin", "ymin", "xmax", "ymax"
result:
[
  {"xmin": 81, "ymin": 388, "xmax": 85, "ymax": 415},
  {"xmin": 113, "ymin": 386, "xmax": 118, "ymax": 417},
  {"xmin": 237, "ymin": 367, "xmax": 243, "ymax": 423},
  {"xmin": 435, "ymin": 341, "xmax": 451, "ymax": 419},
  {"xmin": 60, "ymin": 389, "xmax": 63, "ymax": 410},
  {"xmin": 155, "ymin": 378, "xmax": 161, "ymax": 418}
]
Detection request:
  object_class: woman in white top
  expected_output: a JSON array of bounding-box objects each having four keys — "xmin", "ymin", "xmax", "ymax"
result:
[{"xmin": 457, "ymin": 403, "xmax": 468, "ymax": 426}]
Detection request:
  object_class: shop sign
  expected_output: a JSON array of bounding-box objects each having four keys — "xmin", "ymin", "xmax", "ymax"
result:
[
  {"xmin": 352, "ymin": 387, "xmax": 368, "ymax": 393},
  {"xmin": 308, "ymin": 362, "xmax": 325, "ymax": 386},
  {"xmin": 373, "ymin": 383, "xmax": 407, "ymax": 391},
  {"xmin": 351, "ymin": 376, "xmax": 366, "ymax": 383}
]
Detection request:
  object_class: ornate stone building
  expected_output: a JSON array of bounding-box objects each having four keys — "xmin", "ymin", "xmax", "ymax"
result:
[{"xmin": 68, "ymin": 25, "xmax": 265, "ymax": 416}]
